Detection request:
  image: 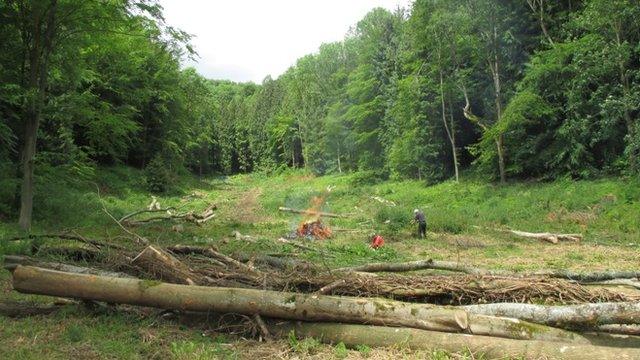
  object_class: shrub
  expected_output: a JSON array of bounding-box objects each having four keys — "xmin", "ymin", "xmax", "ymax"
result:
[
  {"xmin": 349, "ymin": 170, "xmax": 389, "ymax": 187},
  {"xmin": 375, "ymin": 206, "xmax": 411, "ymax": 233},
  {"xmin": 145, "ymin": 155, "xmax": 171, "ymax": 193}
]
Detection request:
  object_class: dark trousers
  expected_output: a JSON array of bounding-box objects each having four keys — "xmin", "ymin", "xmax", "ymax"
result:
[{"xmin": 418, "ymin": 221, "xmax": 426, "ymax": 238}]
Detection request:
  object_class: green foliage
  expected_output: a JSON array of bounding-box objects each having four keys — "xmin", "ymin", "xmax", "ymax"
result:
[
  {"xmin": 355, "ymin": 344, "xmax": 372, "ymax": 357},
  {"xmin": 2, "ymin": 0, "xmax": 640, "ymax": 225},
  {"xmin": 64, "ymin": 324, "xmax": 84, "ymax": 343},
  {"xmin": 349, "ymin": 170, "xmax": 389, "ymax": 186},
  {"xmin": 145, "ymin": 156, "xmax": 171, "ymax": 193},
  {"xmin": 334, "ymin": 342, "xmax": 349, "ymax": 359},
  {"xmin": 287, "ymin": 331, "xmax": 322, "ymax": 355},
  {"xmin": 375, "ymin": 206, "xmax": 411, "ymax": 233}
]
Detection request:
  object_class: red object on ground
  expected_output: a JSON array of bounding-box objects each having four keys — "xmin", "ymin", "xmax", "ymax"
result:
[{"xmin": 371, "ymin": 234, "xmax": 385, "ymax": 249}]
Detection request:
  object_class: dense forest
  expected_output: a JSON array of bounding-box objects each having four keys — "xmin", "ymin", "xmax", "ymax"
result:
[{"xmin": 1, "ymin": 0, "xmax": 639, "ymax": 229}]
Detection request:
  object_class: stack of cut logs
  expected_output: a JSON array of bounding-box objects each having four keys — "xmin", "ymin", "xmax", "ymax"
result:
[{"xmin": 3, "ymin": 238, "xmax": 640, "ymax": 359}]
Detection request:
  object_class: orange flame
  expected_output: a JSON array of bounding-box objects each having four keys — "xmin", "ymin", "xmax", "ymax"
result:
[{"xmin": 296, "ymin": 195, "xmax": 332, "ymax": 239}]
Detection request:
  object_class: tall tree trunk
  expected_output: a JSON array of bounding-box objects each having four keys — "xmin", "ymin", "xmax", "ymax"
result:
[
  {"xmin": 527, "ymin": 0, "xmax": 554, "ymax": 45},
  {"xmin": 490, "ymin": 24, "xmax": 506, "ymax": 184},
  {"xmin": 614, "ymin": 23, "xmax": 636, "ymax": 173},
  {"xmin": 18, "ymin": 0, "xmax": 58, "ymax": 230},
  {"xmin": 439, "ymin": 70, "xmax": 459, "ymax": 182}
]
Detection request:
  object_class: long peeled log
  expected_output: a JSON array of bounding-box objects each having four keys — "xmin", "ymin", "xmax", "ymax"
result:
[
  {"xmin": 508, "ymin": 230, "xmax": 582, "ymax": 244},
  {"xmin": 11, "ymin": 266, "xmax": 586, "ymax": 343},
  {"xmin": 278, "ymin": 207, "xmax": 347, "ymax": 218},
  {"xmin": 463, "ymin": 302, "xmax": 640, "ymax": 327},
  {"xmin": 269, "ymin": 322, "xmax": 640, "ymax": 360},
  {"xmin": 338, "ymin": 259, "xmax": 640, "ymax": 283}
]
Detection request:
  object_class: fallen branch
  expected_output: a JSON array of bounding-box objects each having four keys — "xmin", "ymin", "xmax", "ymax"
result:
[
  {"xmin": 336, "ymin": 259, "xmax": 493, "ymax": 275},
  {"xmin": 167, "ymin": 245, "xmax": 261, "ymax": 277},
  {"xmin": 508, "ymin": 229, "xmax": 582, "ymax": 244},
  {"xmin": 166, "ymin": 245, "xmax": 227, "ymax": 267},
  {"xmin": 278, "ymin": 207, "xmax": 347, "ymax": 219},
  {"xmin": 123, "ymin": 204, "xmax": 217, "ymax": 226},
  {"xmin": 96, "ymin": 184, "xmax": 149, "ymax": 245},
  {"xmin": 132, "ymin": 246, "xmax": 201, "ymax": 285},
  {"xmin": 269, "ymin": 322, "xmax": 640, "ymax": 360},
  {"xmin": 315, "ymin": 279, "xmax": 346, "ymax": 295},
  {"xmin": 5, "ymin": 233, "xmax": 125, "ymax": 250},
  {"xmin": 253, "ymin": 314, "xmax": 272, "ymax": 341},
  {"xmin": 119, "ymin": 207, "xmax": 176, "ymax": 223},
  {"xmin": 11, "ymin": 266, "xmax": 586, "ymax": 343},
  {"xmin": 4, "ymin": 255, "xmax": 131, "ymax": 278}
]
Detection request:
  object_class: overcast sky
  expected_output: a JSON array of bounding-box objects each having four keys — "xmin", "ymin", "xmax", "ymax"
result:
[{"xmin": 159, "ymin": 0, "xmax": 412, "ymax": 83}]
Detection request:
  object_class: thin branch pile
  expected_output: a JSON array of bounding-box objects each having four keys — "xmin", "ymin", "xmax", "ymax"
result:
[{"xmin": 4, "ymin": 238, "xmax": 640, "ymax": 358}]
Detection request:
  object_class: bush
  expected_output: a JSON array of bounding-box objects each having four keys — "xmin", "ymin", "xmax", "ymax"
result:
[
  {"xmin": 375, "ymin": 206, "xmax": 411, "ymax": 233},
  {"xmin": 349, "ymin": 170, "xmax": 389, "ymax": 187},
  {"xmin": 145, "ymin": 156, "xmax": 171, "ymax": 193}
]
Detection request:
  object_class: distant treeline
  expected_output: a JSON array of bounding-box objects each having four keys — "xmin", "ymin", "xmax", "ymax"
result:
[{"xmin": 1, "ymin": 1, "xmax": 639, "ymax": 225}]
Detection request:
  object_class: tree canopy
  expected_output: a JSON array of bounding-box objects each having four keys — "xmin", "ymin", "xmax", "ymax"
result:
[{"xmin": 1, "ymin": 0, "xmax": 639, "ymax": 227}]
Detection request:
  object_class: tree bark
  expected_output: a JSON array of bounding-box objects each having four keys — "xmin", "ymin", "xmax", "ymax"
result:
[
  {"xmin": 11, "ymin": 266, "xmax": 586, "ymax": 342},
  {"xmin": 463, "ymin": 302, "xmax": 640, "ymax": 328},
  {"xmin": 18, "ymin": 0, "xmax": 58, "ymax": 230},
  {"xmin": 269, "ymin": 322, "xmax": 640, "ymax": 360},
  {"xmin": 439, "ymin": 69, "xmax": 459, "ymax": 182}
]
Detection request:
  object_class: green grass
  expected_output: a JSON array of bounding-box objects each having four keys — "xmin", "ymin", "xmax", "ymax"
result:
[{"xmin": 1, "ymin": 166, "xmax": 639, "ymax": 358}]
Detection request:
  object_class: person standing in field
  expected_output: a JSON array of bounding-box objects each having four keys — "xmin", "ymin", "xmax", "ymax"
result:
[{"xmin": 413, "ymin": 209, "xmax": 426, "ymax": 238}]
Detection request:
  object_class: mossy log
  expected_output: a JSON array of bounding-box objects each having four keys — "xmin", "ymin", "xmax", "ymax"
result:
[
  {"xmin": 269, "ymin": 322, "xmax": 640, "ymax": 360},
  {"xmin": 11, "ymin": 266, "xmax": 586, "ymax": 343}
]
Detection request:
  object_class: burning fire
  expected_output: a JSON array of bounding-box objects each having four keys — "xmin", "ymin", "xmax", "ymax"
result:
[
  {"xmin": 297, "ymin": 219, "xmax": 332, "ymax": 239},
  {"xmin": 295, "ymin": 195, "xmax": 332, "ymax": 240}
]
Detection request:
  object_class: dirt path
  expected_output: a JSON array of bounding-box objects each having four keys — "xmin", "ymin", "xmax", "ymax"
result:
[{"xmin": 228, "ymin": 187, "xmax": 266, "ymax": 224}]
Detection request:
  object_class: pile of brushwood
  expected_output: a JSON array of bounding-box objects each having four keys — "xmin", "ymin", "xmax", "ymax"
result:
[{"xmin": 4, "ymin": 234, "xmax": 640, "ymax": 359}]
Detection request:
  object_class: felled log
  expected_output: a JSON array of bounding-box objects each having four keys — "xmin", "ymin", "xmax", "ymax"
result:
[
  {"xmin": 336, "ymin": 259, "xmax": 493, "ymax": 275},
  {"xmin": 132, "ymin": 246, "xmax": 201, "ymax": 285},
  {"xmin": 278, "ymin": 207, "xmax": 346, "ymax": 218},
  {"xmin": 598, "ymin": 324, "xmax": 640, "ymax": 336},
  {"xmin": 508, "ymin": 230, "xmax": 582, "ymax": 244},
  {"xmin": 338, "ymin": 259, "xmax": 640, "ymax": 283},
  {"xmin": 463, "ymin": 302, "xmax": 640, "ymax": 328},
  {"xmin": 11, "ymin": 266, "xmax": 587, "ymax": 343},
  {"xmin": 269, "ymin": 322, "xmax": 640, "ymax": 360},
  {"xmin": 4, "ymin": 255, "xmax": 131, "ymax": 278}
]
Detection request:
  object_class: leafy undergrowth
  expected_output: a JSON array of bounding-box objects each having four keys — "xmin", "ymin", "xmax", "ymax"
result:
[{"xmin": 1, "ymin": 166, "xmax": 639, "ymax": 358}]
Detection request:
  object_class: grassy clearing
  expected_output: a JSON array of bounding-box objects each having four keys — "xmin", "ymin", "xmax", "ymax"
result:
[{"xmin": 1, "ymin": 166, "xmax": 639, "ymax": 358}]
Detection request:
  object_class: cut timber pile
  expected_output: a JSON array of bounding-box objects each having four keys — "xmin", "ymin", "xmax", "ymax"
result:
[{"xmin": 4, "ymin": 241, "xmax": 640, "ymax": 358}]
